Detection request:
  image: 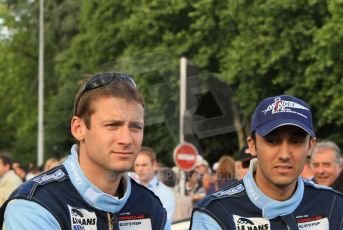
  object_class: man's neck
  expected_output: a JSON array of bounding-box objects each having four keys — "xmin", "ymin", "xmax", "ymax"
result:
[
  {"xmin": 76, "ymin": 144, "xmax": 128, "ymax": 196},
  {"xmin": 86, "ymin": 167, "xmax": 123, "ymax": 196},
  {"xmin": 78, "ymin": 158, "xmax": 124, "ymax": 196}
]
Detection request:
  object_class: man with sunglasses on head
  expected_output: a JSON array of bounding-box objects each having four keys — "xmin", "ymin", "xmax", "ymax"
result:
[
  {"xmin": 190, "ymin": 95, "xmax": 343, "ymax": 230},
  {"xmin": 0, "ymin": 73, "xmax": 169, "ymax": 230}
]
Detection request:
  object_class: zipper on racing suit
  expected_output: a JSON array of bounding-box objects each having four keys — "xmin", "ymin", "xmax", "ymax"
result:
[{"xmin": 108, "ymin": 213, "xmax": 118, "ymax": 230}]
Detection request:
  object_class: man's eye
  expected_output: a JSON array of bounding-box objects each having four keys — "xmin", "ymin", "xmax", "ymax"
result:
[
  {"xmin": 265, "ymin": 138, "xmax": 277, "ymax": 144},
  {"xmin": 131, "ymin": 124, "xmax": 143, "ymax": 130},
  {"xmin": 323, "ymin": 163, "xmax": 331, "ymax": 168},
  {"xmin": 106, "ymin": 123, "xmax": 118, "ymax": 128},
  {"xmin": 311, "ymin": 163, "xmax": 319, "ymax": 168},
  {"xmin": 292, "ymin": 138, "xmax": 305, "ymax": 144}
]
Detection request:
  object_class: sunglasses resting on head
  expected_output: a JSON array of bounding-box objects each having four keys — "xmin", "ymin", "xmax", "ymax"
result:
[{"xmin": 73, "ymin": 72, "xmax": 136, "ymax": 116}]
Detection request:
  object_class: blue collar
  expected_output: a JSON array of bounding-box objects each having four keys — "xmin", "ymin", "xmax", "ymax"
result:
[
  {"xmin": 243, "ymin": 159, "xmax": 304, "ymax": 219},
  {"xmin": 63, "ymin": 144, "xmax": 131, "ymax": 213}
]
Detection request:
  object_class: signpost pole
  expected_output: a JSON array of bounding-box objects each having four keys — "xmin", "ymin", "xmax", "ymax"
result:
[
  {"xmin": 180, "ymin": 57, "xmax": 187, "ymax": 143},
  {"xmin": 179, "ymin": 57, "xmax": 187, "ymax": 195},
  {"xmin": 37, "ymin": 0, "xmax": 44, "ymax": 167}
]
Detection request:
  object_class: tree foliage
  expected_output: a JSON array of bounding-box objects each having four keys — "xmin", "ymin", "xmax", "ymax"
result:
[
  {"xmin": 0, "ymin": 0, "xmax": 39, "ymax": 162},
  {"xmin": 1, "ymin": 0, "xmax": 342, "ymax": 166}
]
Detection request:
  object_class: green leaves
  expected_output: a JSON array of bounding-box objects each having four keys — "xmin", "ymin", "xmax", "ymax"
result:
[{"xmin": 1, "ymin": 0, "xmax": 343, "ymax": 165}]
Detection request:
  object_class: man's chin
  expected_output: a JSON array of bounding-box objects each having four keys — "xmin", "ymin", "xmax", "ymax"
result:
[
  {"xmin": 318, "ymin": 180, "xmax": 330, "ymax": 186},
  {"xmin": 273, "ymin": 177, "xmax": 297, "ymax": 188}
]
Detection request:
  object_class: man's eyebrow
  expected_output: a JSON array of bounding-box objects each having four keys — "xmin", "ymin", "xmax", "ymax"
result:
[
  {"xmin": 103, "ymin": 119, "xmax": 122, "ymax": 122},
  {"xmin": 102, "ymin": 120, "xmax": 124, "ymax": 124}
]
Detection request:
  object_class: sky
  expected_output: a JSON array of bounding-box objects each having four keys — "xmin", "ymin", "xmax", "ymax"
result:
[{"xmin": 0, "ymin": 18, "xmax": 10, "ymax": 39}]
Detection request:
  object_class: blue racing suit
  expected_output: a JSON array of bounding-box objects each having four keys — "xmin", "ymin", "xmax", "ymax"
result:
[
  {"xmin": 191, "ymin": 159, "xmax": 343, "ymax": 230},
  {"xmin": 0, "ymin": 145, "xmax": 169, "ymax": 230}
]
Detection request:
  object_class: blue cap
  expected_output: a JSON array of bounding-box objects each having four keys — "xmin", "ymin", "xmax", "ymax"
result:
[{"xmin": 251, "ymin": 95, "xmax": 315, "ymax": 137}]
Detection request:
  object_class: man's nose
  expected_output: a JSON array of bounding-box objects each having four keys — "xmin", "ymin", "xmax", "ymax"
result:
[
  {"xmin": 117, "ymin": 126, "xmax": 133, "ymax": 145},
  {"xmin": 316, "ymin": 164, "xmax": 325, "ymax": 174},
  {"xmin": 278, "ymin": 141, "xmax": 291, "ymax": 161}
]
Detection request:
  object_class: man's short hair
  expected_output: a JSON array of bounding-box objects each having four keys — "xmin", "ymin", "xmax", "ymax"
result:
[
  {"xmin": 311, "ymin": 141, "xmax": 341, "ymax": 165},
  {"xmin": 137, "ymin": 146, "xmax": 157, "ymax": 163},
  {"xmin": 73, "ymin": 73, "xmax": 144, "ymax": 128},
  {"xmin": 0, "ymin": 152, "xmax": 13, "ymax": 169},
  {"xmin": 216, "ymin": 156, "xmax": 235, "ymax": 180}
]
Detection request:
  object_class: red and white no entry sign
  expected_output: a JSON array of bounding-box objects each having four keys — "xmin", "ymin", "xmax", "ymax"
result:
[{"xmin": 173, "ymin": 143, "xmax": 198, "ymax": 171}]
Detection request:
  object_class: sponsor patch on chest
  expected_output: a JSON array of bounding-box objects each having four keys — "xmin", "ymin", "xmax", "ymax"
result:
[
  {"xmin": 68, "ymin": 205, "xmax": 97, "ymax": 230},
  {"xmin": 118, "ymin": 214, "xmax": 152, "ymax": 230},
  {"xmin": 233, "ymin": 215, "xmax": 270, "ymax": 230},
  {"xmin": 296, "ymin": 215, "xmax": 329, "ymax": 230}
]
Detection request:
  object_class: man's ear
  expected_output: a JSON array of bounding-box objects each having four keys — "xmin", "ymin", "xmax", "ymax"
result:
[
  {"xmin": 247, "ymin": 136, "xmax": 257, "ymax": 157},
  {"xmin": 308, "ymin": 137, "xmax": 317, "ymax": 152},
  {"xmin": 71, "ymin": 116, "xmax": 86, "ymax": 141}
]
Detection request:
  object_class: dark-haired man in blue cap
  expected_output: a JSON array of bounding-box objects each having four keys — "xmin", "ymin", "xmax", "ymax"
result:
[{"xmin": 190, "ymin": 95, "xmax": 343, "ymax": 229}]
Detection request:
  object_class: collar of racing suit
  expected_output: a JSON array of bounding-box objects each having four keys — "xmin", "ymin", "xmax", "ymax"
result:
[
  {"xmin": 243, "ymin": 158, "xmax": 304, "ymax": 219},
  {"xmin": 63, "ymin": 144, "xmax": 132, "ymax": 213}
]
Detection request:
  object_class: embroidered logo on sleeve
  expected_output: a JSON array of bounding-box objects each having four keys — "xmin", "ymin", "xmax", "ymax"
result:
[
  {"xmin": 32, "ymin": 169, "xmax": 65, "ymax": 184},
  {"xmin": 68, "ymin": 205, "xmax": 97, "ymax": 230},
  {"xmin": 118, "ymin": 214, "xmax": 152, "ymax": 230},
  {"xmin": 296, "ymin": 215, "xmax": 329, "ymax": 230},
  {"xmin": 213, "ymin": 184, "xmax": 244, "ymax": 197},
  {"xmin": 233, "ymin": 215, "xmax": 270, "ymax": 230}
]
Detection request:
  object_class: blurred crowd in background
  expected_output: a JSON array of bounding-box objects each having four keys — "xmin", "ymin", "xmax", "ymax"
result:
[{"xmin": 0, "ymin": 140, "xmax": 342, "ymax": 223}]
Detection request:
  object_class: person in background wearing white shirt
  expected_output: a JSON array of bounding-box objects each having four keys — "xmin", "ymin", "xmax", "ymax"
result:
[
  {"xmin": 134, "ymin": 146, "xmax": 176, "ymax": 224},
  {"xmin": 0, "ymin": 152, "xmax": 22, "ymax": 207},
  {"xmin": 157, "ymin": 167, "xmax": 192, "ymax": 222}
]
